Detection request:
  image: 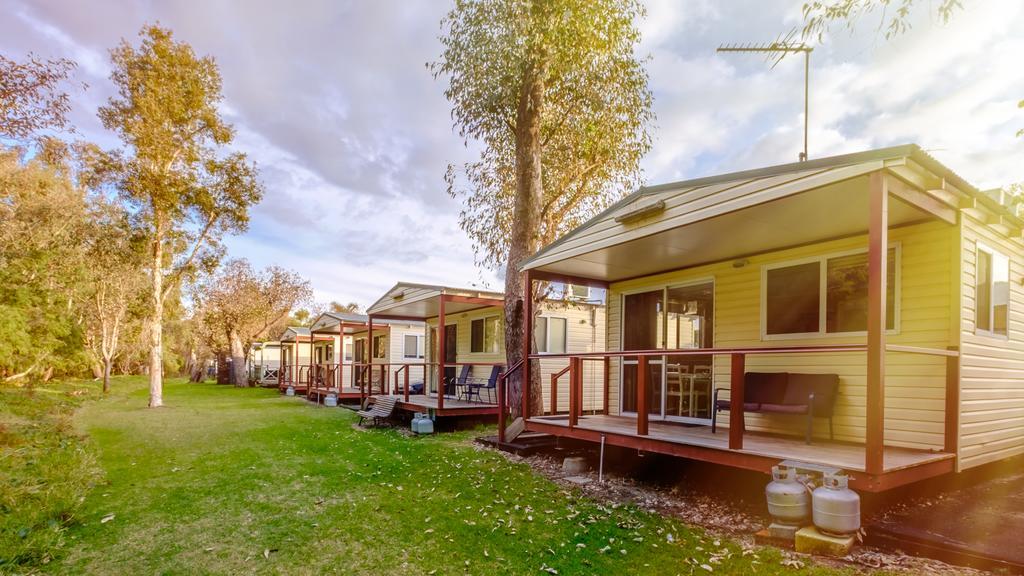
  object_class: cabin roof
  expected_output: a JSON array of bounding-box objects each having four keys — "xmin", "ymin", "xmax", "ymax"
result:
[
  {"xmin": 366, "ymin": 282, "xmax": 504, "ymax": 318},
  {"xmin": 521, "ymin": 144, "xmax": 1011, "ymax": 282},
  {"xmin": 309, "ymin": 311, "xmax": 369, "ymax": 334}
]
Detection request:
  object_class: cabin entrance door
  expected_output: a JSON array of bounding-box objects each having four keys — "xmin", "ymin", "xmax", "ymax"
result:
[
  {"xmin": 621, "ymin": 281, "xmax": 714, "ymax": 423},
  {"xmin": 444, "ymin": 324, "xmax": 458, "ymax": 389}
]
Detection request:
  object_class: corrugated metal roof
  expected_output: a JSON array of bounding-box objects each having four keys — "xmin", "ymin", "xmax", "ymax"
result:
[{"xmin": 521, "ymin": 144, "xmax": 997, "ymax": 275}]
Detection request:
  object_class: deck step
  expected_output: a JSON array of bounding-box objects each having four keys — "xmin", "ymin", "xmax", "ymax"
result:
[{"xmin": 476, "ymin": 432, "xmax": 558, "ymax": 456}]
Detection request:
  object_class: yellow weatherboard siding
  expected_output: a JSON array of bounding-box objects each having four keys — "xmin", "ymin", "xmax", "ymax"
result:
[
  {"xmin": 606, "ymin": 219, "xmax": 955, "ymax": 450},
  {"xmin": 958, "ymin": 213, "xmax": 1024, "ymax": 470},
  {"xmin": 425, "ymin": 303, "xmax": 605, "ymax": 406}
]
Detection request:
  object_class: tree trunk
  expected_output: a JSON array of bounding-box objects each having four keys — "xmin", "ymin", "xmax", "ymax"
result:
[
  {"xmin": 504, "ymin": 58, "xmax": 547, "ymax": 418},
  {"xmin": 229, "ymin": 329, "xmax": 248, "ymax": 387},
  {"xmin": 102, "ymin": 357, "xmax": 111, "ymax": 394},
  {"xmin": 149, "ymin": 219, "xmax": 165, "ymax": 407},
  {"xmin": 188, "ymin": 348, "xmax": 204, "ymax": 382}
]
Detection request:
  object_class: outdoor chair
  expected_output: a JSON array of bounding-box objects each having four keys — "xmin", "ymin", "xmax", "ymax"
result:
[
  {"xmin": 465, "ymin": 365, "xmax": 502, "ymax": 403},
  {"xmin": 449, "ymin": 365, "xmax": 472, "ymax": 399},
  {"xmin": 357, "ymin": 396, "xmax": 398, "ymax": 427}
]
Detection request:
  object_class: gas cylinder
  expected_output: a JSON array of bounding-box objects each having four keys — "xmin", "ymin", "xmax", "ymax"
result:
[
  {"xmin": 416, "ymin": 414, "xmax": 434, "ymax": 435},
  {"xmin": 765, "ymin": 465, "xmax": 810, "ymax": 526},
  {"xmin": 812, "ymin": 473, "xmax": 861, "ymax": 536},
  {"xmin": 285, "ymin": 386, "xmax": 295, "ymax": 397}
]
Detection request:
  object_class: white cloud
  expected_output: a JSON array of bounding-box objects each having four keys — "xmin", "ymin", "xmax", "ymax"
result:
[{"xmin": 2, "ymin": 0, "xmax": 1022, "ymax": 308}]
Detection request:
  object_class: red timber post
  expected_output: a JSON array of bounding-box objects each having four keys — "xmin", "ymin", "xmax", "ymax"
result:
[
  {"xmin": 404, "ymin": 364, "xmax": 410, "ymax": 402},
  {"xmin": 277, "ymin": 340, "xmax": 283, "ymax": 389},
  {"xmin": 497, "ymin": 369, "xmax": 507, "ymax": 442},
  {"xmin": 603, "ymin": 356, "xmax": 610, "ymax": 415},
  {"xmin": 637, "ymin": 355, "xmax": 649, "ymax": 435},
  {"xmin": 866, "ymin": 171, "xmax": 889, "ymax": 475},
  {"xmin": 568, "ymin": 357, "xmax": 579, "ymax": 428},
  {"xmin": 729, "ymin": 353, "xmax": 745, "ymax": 450},
  {"xmin": 308, "ymin": 331, "xmax": 315, "ymax": 390},
  {"xmin": 522, "ymin": 270, "xmax": 534, "ymax": 420},
  {"xmin": 575, "ymin": 358, "xmax": 584, "ymax": 419},
  {"xmin": 366, "ymin": 315, "xmax": 374, "ymax": 399},
  {"xmin": 437, "ymin": 295, "xmax": 447, "ymax": 411}
]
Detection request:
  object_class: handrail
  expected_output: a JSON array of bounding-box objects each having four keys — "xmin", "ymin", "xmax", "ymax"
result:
[
  {"xmin": 497, "ymin": 359, "xmax": 524, "ymax": 443},
  {"xmin": 393, "ymin": 364, "xmax": 410, "ymax": 401},
  {"xmin": 529, "ymin": 343, "xmax": 959, "ymax": 360},
  {"xmin": 550, "ymin": 365, "xmax": 570, "ymax": 415}
]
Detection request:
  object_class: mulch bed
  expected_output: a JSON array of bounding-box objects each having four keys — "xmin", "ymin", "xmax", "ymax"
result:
[{"xmin": 495, "ymin": 446, "xmax": 988, "ymax": 575}]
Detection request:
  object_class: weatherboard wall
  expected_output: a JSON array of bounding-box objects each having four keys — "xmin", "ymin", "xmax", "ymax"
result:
[
  {"xmin": 605, "ymin": 219, "xmax": 956, "ymax": 451},
  {"xmin": 958, "ymin": 213, "xmax": 1024, "ymax": 470},
  {"xmin": 424, "ymin": 302, "xmax": 605, "ymax": 407}
]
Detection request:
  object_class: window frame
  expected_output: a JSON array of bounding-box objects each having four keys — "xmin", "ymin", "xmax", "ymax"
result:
[
  {"xmin": 372, "ymin": 334, "xmax": 387, "ymax": 359},
  {"xmin": 975, "ymin": 241, "xmax": 1011, "ymax": 340},
  {"xmin": 568, "ymin": 284, "xmax": 590, "ymax": 300},
  {"xmin": 344, "ymin": 340, "xmax": 353, "ymax": 362},
  {"xmin": 535, "ymin": 315, "xmax": 568, "ymax": 354},
  {"xmin": 470, "ymin": 315, "xmax": 501, "ymax": 354},
  {"xmin": 403, "ymin": 334, "xmax": 425, "ymax": 359},
  {"xmin": 760, "ymin": 243, "xmax": 902, "ymax": 341}
]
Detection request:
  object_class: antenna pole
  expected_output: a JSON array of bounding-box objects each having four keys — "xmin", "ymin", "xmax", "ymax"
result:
[
  {"xmin": 803, "ymin": 50, "xmax": 809, "ymax": 162},
  {"xmin": 717, "ymin": 41, "xmax": 813, "ymax": 162}
]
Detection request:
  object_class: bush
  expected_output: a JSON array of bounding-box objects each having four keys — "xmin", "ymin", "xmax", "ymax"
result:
[{"xmin": 0, "ymin": 381, "xmax": 102, "ymax": 569}]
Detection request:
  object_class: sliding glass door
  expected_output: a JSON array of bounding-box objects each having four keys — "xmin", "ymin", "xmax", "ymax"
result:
[
  {"xmin": 621, "ymin": 289, "xmax": 663, "ymax": 418},
  {"xmin": 664, "ymin": 282, "xmax": 714, "ymax": 422},
  {"xmin": 621, "ymin": 281, "xmax": 714, "ymax": 423}
]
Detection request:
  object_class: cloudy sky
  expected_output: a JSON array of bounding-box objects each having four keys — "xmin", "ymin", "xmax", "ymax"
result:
[{"xmin": 3, "ymin": 0, "xmax": 1022, "ymax": 308}]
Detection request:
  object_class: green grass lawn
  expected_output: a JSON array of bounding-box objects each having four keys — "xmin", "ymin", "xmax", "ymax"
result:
[{"xmin": 4, "ymin": 377, "xmax": 857, "ymax": 575}]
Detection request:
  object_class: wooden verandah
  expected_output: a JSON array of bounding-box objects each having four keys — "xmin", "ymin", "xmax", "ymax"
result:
[{"xmin": 496, "ymin": 167, "xmax": 964, "ymax": 493}]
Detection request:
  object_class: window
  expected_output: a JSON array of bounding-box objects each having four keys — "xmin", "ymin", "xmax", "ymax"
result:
[
  {"xmin": 534, "ymin": 317, "xmax": 567, "ymax": 353},
  {"xmin": 766, "ymin": 261, "xmax": 820, "ymax": 335},
  {"xmin": 373, "ymin": 335, "xmax": 386, "ymax": 358},
  {"xmin": 568, "ymin": 284, "xmax": 590, "ymax": 300},
  {"xmin": 404, "ymin": 334, "xmax": 424, "ymax": 358},
  {"xmin": 976, "ymin": 243, "xmax": 1010, "ymax": 336},
  {"xmin": 764, "ymin": 247, "xmax": 897, "ymax": 337},
  {"xmin": 344, "ymin": 341, "xmax": 353, "ymax": 362},
  {"xmin": 471, "ymin": 316, "xmax": 500, "ymax": 353}
]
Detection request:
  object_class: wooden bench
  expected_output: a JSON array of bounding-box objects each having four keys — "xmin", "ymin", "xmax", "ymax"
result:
[
  {"xmin": 357, "ymin": 396, "xmax": 398, "ymax": 427},
  {"xmin": 711, "ymin": 372, "xmax": 839, "ymax": 444}
]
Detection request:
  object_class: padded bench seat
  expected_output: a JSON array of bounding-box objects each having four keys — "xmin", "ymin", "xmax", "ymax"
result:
[{"xmin": 711, "ymin": 372, "xmax": 839, "ymax": 444}]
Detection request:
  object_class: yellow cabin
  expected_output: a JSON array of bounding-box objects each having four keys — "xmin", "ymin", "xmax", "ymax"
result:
[{"xmin": 514, "ymin": 144, "xmax": 1019, "ymax": 492}]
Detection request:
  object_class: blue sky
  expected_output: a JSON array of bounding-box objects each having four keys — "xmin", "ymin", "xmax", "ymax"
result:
[{"xmin": 3, "ymin": 0, "xmax": 1022, "ymax": 308}]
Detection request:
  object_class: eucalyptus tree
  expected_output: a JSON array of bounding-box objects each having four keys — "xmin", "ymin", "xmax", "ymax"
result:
[
  {"xmin": 98, "ymin": 25, "xmax": 262, "ymax": 406},
  {"xmin": 80, "ymin": 197, "xmax": 147, "ymax": 393},
  {"xmin": 432, "ymin": 0, "xmax": 653, "ymax": 414},
  {"xmin": 194, "ymin": 260, "xmax": 311, "ymax": 387},
  {"xmin": 0, "ymin": 53, "xmax": 76, "ymax": 141}
]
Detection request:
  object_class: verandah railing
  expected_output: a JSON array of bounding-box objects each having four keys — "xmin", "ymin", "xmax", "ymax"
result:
[
  {"xmin": 284, "ymin": 361, "xmax": 506, "ymax": 405},
  {"xmin": 516, "ymin": 344, "xmax": 960, "ymax": 474}
]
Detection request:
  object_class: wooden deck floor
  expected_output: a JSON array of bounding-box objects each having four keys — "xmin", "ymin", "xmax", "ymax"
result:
[
  {"xmin": 527, "ymin": 414, "xmax": 953, "ymax": 474},
  {"xmin": 376, "ymin": 394, "xmax": 498, "ymax": 417}
]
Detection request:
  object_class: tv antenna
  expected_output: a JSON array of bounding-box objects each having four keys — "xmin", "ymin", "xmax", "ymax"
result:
[{"xmin": 717, "ymin": 35, "xmax": 813, "ymax": 162}]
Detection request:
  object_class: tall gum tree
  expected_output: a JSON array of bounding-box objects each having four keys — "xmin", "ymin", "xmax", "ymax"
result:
[
  {"xmin": 432, "ymin": 0, "xmax": 653, "ymax": 415},
  {"xmin": 98, "ymin": 25, "xmax": 262, "ymax": 407},
  {"xmin": 193, "ymin": 259, "xmax": 311, "ymax": 387}
]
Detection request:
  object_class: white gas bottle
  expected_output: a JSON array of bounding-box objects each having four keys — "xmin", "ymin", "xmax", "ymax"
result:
[
  {"xmin": 765, "ymin": 465, "xmax": 809, "ymax": 526},
  {"xmin": 812, "ymin": 473, "xmax": 861, "ymax": 536}
]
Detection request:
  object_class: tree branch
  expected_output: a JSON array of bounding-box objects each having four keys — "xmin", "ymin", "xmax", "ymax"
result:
[{"xmin": 162, "ymin": 211, "xmax": 219, "ymax": 300}]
